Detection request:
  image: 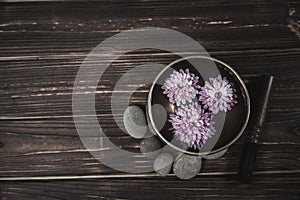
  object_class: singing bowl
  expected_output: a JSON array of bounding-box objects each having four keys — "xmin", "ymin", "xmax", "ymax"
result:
[{"xmin": 147, "ymin": 56, "xmax": 250, "ymax": 156}]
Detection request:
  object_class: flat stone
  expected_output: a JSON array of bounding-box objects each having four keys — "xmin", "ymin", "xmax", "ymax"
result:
[
  {"xmin": 203, "ymin": 148, "xmax": 228, "ymax": 160},
  {"xmin": 150, "ymin": 104, "xmax": 167, "ymax": 131},
  {"xmin": 147, "ymin": 119, "xmax": 157, "ymax": 136},
  {"xmin": 173, "ymin": 154, "xmax": 202, "ymax": 180},
  {"xmin": 123, "ymin": 105, "xmax": 152, "ymax": 139},
  {"xmin": 153, "ymin": 152, "xmax": 174, "ymax": 177},
  {"xmin": 140, "ymin": 136, "xmax": 162, "ymax": 159}
]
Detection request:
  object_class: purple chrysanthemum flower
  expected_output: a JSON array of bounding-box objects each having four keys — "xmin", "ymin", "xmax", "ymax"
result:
[
  {"xmin": 199, "ymin": 75, "xmax": 237, "ymax": 114},
  {"xmin": 169, "ymin": 102, "xmax": 216, "ymax": 150},
  {"xmin": 162, "ymin": 69, "xmax": 200, "ymax": 106}
]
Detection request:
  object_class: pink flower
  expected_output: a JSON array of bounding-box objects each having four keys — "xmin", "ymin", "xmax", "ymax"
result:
[
  {"xmin": 162, "ymin": 69, "xmax": 200, "ymax": 106},
  {"xmin": 169, "ymin": 102, "xmax": 216, "ymax": 150},
  {"xmin": 199, "ymin": 75, "xmax": 237, "ymax": 114}
]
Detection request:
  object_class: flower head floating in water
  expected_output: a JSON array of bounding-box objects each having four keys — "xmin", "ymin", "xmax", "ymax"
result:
[
  {"xmin": 199, "ymin": 75, "xmax": 237, "ymax": 114},
  {"xmin": 162, "ymin": 69, "xmax": 200, "ymax": 106},
  {"xmin": 169, "ymin": 102, "xmax": 216, "ymax": 150}
]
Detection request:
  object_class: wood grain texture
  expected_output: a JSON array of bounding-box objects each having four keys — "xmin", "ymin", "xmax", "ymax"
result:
[
  {"xmin": 0, "ymin": 174, "xmax": 300, "ymax": 199},
  {"xmin": 0, "ymin": 0, "xmax": 300, "ymax": 199}
]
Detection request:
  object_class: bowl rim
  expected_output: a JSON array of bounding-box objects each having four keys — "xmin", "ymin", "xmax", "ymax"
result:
[{"xmin": 147, "ymin": 55, "xmax": 251, "ymax": 156}]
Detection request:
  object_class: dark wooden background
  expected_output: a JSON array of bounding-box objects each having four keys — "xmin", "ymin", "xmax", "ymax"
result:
[{"xmin": 0, "ymin": 0, "xmax": 300, "ymax": 199}]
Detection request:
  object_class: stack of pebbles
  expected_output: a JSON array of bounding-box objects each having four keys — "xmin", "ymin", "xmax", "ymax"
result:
[{"xmin": 123, "ymin": 105, "xmax": 227, "ymax": 180}]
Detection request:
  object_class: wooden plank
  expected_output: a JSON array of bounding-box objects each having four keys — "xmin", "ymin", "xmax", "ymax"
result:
[
  {"xmin": 0, "ymin": 71, "xmax": 299, "ymax": 118},
  {"xmin": 0, "ymin": 174, "xmax": 299, "ymax": 199},
  {"xmin": 0, "ymin": 118, "xmax": 299, "ymax": 177}
]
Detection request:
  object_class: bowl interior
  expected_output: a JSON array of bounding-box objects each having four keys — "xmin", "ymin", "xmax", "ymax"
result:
[{"xmin": 149, "ymin": 57, "xmax": 249, "ymax": 154}]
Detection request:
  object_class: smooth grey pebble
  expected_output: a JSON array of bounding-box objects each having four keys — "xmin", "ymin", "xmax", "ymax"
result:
[
  {"xmin": 154, "ymin": 152, "xmax": 174, "ymax": 177},
  {"xmin": 140, "ymin": 136, "xmax": 162, "ymax": 159},
  {"xmin": 147, "ymin": 119, "xmax": 157, "ymax": 135},
  {"xmin": 150, "ymin": 104, "xmax": 167, "ymax": 131},
  {"xmin": 203, "ymin": 148, "xmax": 228, "ymax": 160},
  {"xmin": 123, "ymin": 105, "xmax": 152, "ymax": 139},
  {"xmin": 173, "ymin": 154, "xmax": 202, "ymax": 180}
]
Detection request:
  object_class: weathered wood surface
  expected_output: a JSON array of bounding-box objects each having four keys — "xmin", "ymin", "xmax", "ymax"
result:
[
  {"xmin": 0, "ymin": 0, "xmax": 300, "ymax": 199},
  {"xmin": 0, "ymin": 174, "xmax": 299, "ymax": 199}
]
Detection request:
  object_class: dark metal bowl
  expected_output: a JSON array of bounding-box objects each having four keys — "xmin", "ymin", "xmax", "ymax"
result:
[{"xmin": 147, "ymin": 56, "xmax": 250, "ymax": 156}]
